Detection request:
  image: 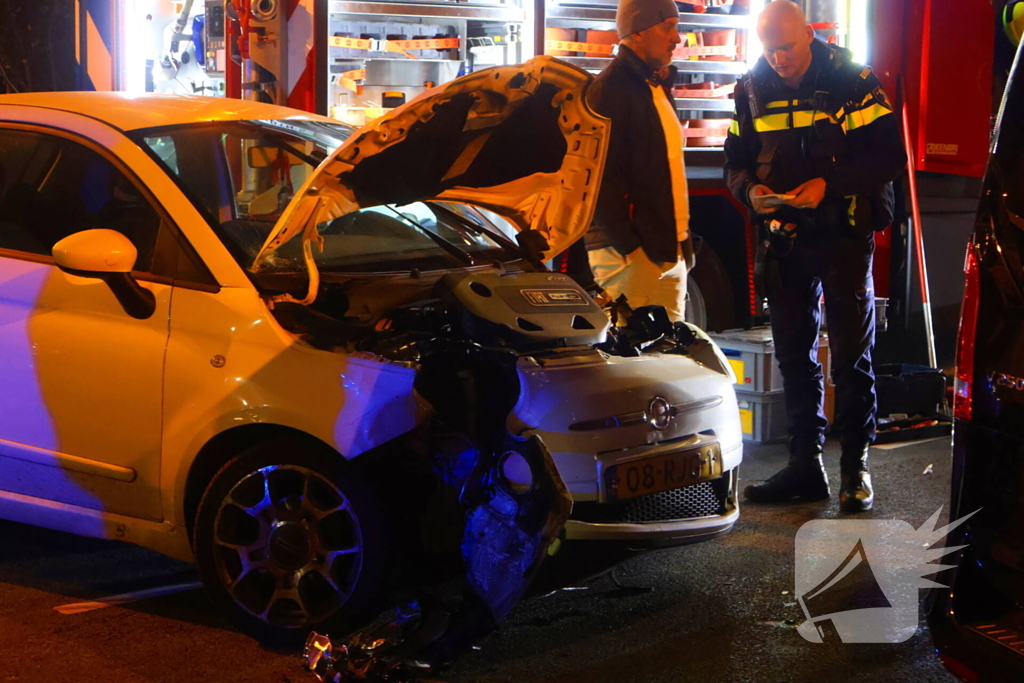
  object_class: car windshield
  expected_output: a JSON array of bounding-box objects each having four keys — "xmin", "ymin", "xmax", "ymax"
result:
[{"xmin": 130, "ymin": 120, "xmax": 520, "ymax": 275}]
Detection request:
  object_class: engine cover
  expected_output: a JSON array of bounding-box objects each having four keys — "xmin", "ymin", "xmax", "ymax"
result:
[{"xmin": 439, "ymin": 271, "xmax": 609, "ymax": 349}]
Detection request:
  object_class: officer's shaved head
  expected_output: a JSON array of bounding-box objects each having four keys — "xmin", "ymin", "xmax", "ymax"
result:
[
  {"xmin": 759, "ymin": 0, "xmax": 807, "ymax": 27},
  {"xmin": 757, "ymin": 0, "xmax": 815, "ymax": 86}
]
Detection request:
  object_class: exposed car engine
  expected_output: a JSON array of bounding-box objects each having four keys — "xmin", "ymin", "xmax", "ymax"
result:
[
  {"xmin": 267, "ymin": 267, "xmax": 733, "ymax": 381},
  {"xmin": 269, "ymin": 269, "xmax": 603, "ymax": 355}
]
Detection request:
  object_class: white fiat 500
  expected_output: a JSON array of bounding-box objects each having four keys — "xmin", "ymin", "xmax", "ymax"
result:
[{"xmin": 0, "ymin": 57, "xmax": 741, "ymax": 642}]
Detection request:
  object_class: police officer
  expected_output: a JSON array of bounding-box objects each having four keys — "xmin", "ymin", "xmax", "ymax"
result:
[{"xmin": 724, "ymin": 1, "xmax": 906, "ymax": 512}]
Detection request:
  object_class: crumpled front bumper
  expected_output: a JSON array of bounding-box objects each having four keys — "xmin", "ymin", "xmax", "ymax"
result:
[
  {"xmin": 564, "ymin": 468, "xmax": 739, "ymax": 546},
  {"xmin": 508, "ymin": 349, "xmax": 743, "ymax": 544}
]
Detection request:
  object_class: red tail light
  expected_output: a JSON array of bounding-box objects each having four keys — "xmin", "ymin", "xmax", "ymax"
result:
[
  {"xmin": 954, "ymin": 241, "xmax": 980, "ymax": 421},
  {"xmin": 939, "ymin": 654, "xmax": 980, "ymax": 683}
]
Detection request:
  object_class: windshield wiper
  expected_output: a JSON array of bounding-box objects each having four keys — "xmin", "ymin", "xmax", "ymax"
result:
[
  {"xmin": 382, "ymin": 206, "xmax": 478, "ymax": 266},
  {"xmin": 429, "ymin": 203, "xmax": 520, "ymax": 253}
]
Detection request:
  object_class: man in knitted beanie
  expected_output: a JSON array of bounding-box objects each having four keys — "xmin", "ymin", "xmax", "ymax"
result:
[{"xmin": 579, "ymin": 0, "xmax": 694, "ymax": 322}]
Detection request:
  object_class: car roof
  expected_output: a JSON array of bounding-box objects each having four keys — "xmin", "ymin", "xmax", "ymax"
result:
[{"xmin": 0, "ymin": 91, "xmax": 338, "ymax": 132}]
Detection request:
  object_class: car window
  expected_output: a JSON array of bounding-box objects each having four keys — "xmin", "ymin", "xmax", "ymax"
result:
[
  {"xmin": 0, "ymin": 129, "xmax": 165, "ymax": 274},
  {"xmin": 254, "ymin": 201, "xmax": 512, "ymax": 274},
  {"xmin": 132, "ymin": 120, "xmax": 520, "ymax": 276},
  {"xmin": 133, "ymin": 120, "xmax": 346, "ymax": 246}
]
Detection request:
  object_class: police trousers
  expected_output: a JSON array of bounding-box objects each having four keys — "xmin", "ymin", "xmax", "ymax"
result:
[{"xmin": 767, "ymin": 232, "xmax": 876, "ymax": 452}]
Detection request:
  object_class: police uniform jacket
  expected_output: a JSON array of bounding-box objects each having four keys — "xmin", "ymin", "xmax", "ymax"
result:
[{"xmin": 724, "ymin": 39, "xmax": 907, "ymax": 235}]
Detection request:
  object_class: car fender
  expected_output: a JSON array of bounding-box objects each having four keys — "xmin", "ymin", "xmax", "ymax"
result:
[{"xmin": 161, "ymin": 286, "xmax": 429, "ymax": 526}]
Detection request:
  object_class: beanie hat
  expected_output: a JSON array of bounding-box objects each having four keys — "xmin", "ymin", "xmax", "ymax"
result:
[{"xmin": 616, "ymin": 0, "xmax": 680, "ymax": 38}]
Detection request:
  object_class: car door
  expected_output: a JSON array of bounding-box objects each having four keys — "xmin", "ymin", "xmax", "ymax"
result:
[{"xmin": 0, "ymin": 124, "xmax": 179, "ymax": 521}]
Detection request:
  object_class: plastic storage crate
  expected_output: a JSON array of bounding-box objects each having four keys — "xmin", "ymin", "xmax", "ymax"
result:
[
  {"xmin": 710, "ymin": 327, "xmax": 829, "ymax": 395},
  {"xmin": 709, "ymin": 327, "xmax": 782, "ymax": 393},
  {"xmin": 735, "ymin": 389, "xmax": 788, "ymax": 444}
]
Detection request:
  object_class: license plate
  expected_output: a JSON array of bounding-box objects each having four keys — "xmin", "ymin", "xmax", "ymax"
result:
[{"xmin": 605, "ymin": 443, "xmax": 723, "ymax": 503}]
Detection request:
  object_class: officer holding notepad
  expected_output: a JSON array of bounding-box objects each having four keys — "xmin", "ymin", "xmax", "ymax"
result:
[{"xmin": 724, "ymin": 1, "xmax": 906, "ymax": 513}]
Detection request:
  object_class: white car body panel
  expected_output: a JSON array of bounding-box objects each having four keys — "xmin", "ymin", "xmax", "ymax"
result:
[
  {"xmin": 0, "ymin": 255, "xmax": 170, "ymax": 521},
  {"xmin": 0, "ymin": 81, "xmax": 742, "ymax": 562},
  {"xmin": 160, "ymin": 286, "xmax": 427, "ymax": 529}
]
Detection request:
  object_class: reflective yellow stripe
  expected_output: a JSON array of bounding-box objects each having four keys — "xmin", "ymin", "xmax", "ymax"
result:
[
  {"xmin": 844, "ymin": 103, "xmax": 891, "ymax": 131},
  {"xmin": 729, "ymin": 119, "xmax": 741, "ymax": 135},
  {"xmin": 847, "ymin": 195, "xmax": 857, "ymax": 222},
  {"xmin": 753, "ymin": 112, "xmax": 791, "ymax": 132},
  {"xmin": 753, "ymin": 109, "xmax": 838, "ymax": 132},
  {"xmin": 765, "ymin": 100, "xmax": 795, "ymax": 109},
  {"xmin": 795, "ymin": 111, "xmax": 839, "ymax": 126}
]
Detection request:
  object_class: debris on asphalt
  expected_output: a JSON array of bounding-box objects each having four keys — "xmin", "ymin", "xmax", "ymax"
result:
[
  {"xmin": 305, "ymin": 603, "xmax": 437, "ymax": 682},
  {"xmin": 923, "ymin": 464, "xmax": 934, "ymax": 475},
  {"xmin": 53, "ymin": 581, "xmax": 203, "ymax": 615},
  {"xmin": 758, "ymin": 619, "xmax": 800, "ymax": 629},
  {"xmin": 599, "ymin": 567, "xmax": 654, "ymax": 599}
]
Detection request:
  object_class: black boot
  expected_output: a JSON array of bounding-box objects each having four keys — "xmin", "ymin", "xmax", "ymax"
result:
[
  {"xmin": 839, "ymin": 445, "xmax": 874, "ymax": 513},
  {"xmin": 744, "ymin": 443, "xmax": 830, "ymax": 503}
]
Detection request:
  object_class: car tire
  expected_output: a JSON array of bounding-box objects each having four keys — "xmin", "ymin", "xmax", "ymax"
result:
[
  {"xmin": 688, "ymin": 246, "xmax": 737, "ymax": 333},
  {"xmin": 193, "ymin": 438, "xmax": 388, "ymax": 646}
]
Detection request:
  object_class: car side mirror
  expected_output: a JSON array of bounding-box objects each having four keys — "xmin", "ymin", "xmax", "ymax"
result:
[{"xmin": 52, "ymin": 229, "xmax": 156, "ymax": 320}]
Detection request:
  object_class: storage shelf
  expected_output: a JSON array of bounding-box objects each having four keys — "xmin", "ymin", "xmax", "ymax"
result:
[
  {"xmin": 674, "ymin": 98, "xmax": 735, "ymax": 111},
  {"xmin": 547, "ymin": 7, "xmax": 751, "ymax": 29},
  {"xmin": 557, "ymin": 56, "xmax": 747, "ymax": 74},
  {"xmin": 330, "ymin": 58, "xmax": 461, "ymax": 72},
  {"xmin": 329, "ymin": 1, "xmax": 524, "ymax": 21}
]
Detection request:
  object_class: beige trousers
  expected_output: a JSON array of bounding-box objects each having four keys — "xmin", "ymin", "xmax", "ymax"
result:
[{"xmin": 589, "ymin": 246, "xmax": 688, "ymax": 322}]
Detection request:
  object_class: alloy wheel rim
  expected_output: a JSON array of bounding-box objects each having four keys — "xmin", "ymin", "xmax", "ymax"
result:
[{"xmin": 211, "ymin": 464, "xmax": 364, "ymax": 628}]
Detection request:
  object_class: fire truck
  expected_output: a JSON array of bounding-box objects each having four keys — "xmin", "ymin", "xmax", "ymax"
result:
[{"xmin": 71, "ymin": 0, "xmax": 1001, "ymax": 340}]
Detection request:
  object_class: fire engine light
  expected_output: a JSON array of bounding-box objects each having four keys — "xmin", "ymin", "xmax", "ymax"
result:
[
  {"xmin": 124, "ymin": 1, "xmax": 147, "ymax": 92},
  {"xmin": 849, "ymin": 0, "xmax": 869, "ymax": 64}
]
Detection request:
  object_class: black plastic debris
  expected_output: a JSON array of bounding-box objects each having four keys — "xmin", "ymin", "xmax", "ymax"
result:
[{"xmin": 305, "ymin": 340, "xmax": 572, "ymax": 681}]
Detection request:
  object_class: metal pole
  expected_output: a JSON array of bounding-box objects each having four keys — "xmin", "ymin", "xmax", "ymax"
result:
[
  {"xmin": 534, "ymin": 0, "xmax": 546, "ymax": 58},
  {"xmin": 77, "ymin": 0, "xmax": 88, "ymax": 91},
  {"xmin": 899, "ymin": 91, "xmax": 938, "ymax": 369}
]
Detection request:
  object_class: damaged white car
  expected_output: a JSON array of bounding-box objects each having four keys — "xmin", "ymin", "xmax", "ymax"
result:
[{"xmin": 0, "ymin": 56, "xmax": 741, "ymax": 646}]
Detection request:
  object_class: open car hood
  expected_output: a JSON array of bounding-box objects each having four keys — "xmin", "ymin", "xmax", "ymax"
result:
[{"xmin": 253, "ymin": 56, "xmax": 609, "ymax": 303}]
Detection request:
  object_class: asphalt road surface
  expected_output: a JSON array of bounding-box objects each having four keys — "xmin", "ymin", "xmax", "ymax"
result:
[{"xmin": 0, "ymin": 438, "xmax": 959, "ymax": 683}]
